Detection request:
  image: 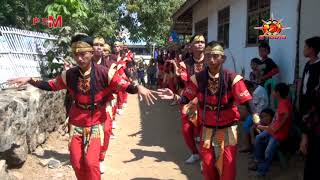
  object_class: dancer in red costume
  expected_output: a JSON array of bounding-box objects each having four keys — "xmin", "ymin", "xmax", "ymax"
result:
[
  {"xmin": 170, "ymin": 35, "xmax": 207, "ymax": 164},
  {"xmin": 158, "ymin": 41, "xmax": 260, "ymax": 180},
  {"xmin": 8, "ymin": 34, "xmax": 157, "ymax": 180},
  {"xmin": 91, "ymin": 37, "xmax": 115, "ymax": 174}
]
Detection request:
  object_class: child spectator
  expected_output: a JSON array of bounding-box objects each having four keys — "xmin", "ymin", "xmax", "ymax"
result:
[
  {"xmin": 147, "ymin": 59, "xmax": 157, "ymax": 88},
  {"xmin": 249, "ymin": 83, "xmax": 292, "ymax": 177},
  {"xmin": 250, "ymin": 108, "xmax": 275, "ymax": 145},
  {"xmin": 137, "ymin": 61, "xmax": 146, "ymax": 86},
  {"xmin": 245, "ymin": 80, "xmax": 269, "ymax": 114},
  {"xmin": 258, "ymin": 42, "xmax": 279, "ymax": 86},
  {"xmin": 250, "ymin": 58, "xmax": 262, "ymax": 84},
  {"xmin": 240, "ymin": 81, "xmax": 269, "ymax": 152}
]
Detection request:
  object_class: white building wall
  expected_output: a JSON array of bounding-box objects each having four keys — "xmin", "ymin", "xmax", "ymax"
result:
[
  {"xmin": 207, "ymin": 0, "xmax": 258, "ymax": 78},
  {"xmin": 197, "ymin": 0, "xmax": 299, "ymax": 83},
  {"xmin": 192, "ymin": 0, "xmax": 208, "ymax": 34},
  {"xmin": 269, "ymin": 0, "xmax": 299, "ymax": 84},
  {"xmin": 298, "ymin": 0, "xmax": 320, "ymax": 77}
]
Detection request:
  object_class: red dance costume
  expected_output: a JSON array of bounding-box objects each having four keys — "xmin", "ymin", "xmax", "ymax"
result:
[
  {"xmin": 30, "ymin": 64, "xmax": 130, "ymax": 180},
  {"xmin": 96, "ymin": 56, "xmax": 117, "ymax": 161},
  {"xmin": 177, "ymin": 56, "xmax": 206, "ymax": 155},
  {"xmin": 182, "ymin": 69, "xmax": 252, "ymax": 180},
  {"xmin": 164, "ymin": 62, "xmax": 177, "ymax": 94}
]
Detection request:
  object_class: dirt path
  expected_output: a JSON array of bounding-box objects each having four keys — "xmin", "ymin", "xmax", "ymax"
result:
[
  {"xmin": 11, "ymin": 94, "xmax": 304, "ymax": 180},
  {"xmin": 102, "ymin": 95, "xmax": 202, "ymax": 180}
]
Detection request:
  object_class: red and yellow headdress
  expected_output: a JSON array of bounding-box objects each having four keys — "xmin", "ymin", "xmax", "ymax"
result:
[
  {"xmin": 71, "ymin": 41, "xmax": 93, "ymax": 53},
  {"xmin": 205, "ymin": 43, "xmax": 224, "ymax": 55},
  {"xmin": 103, "ymin": 43, "xmax": 111, "ymax": 52},
  {"xmin": 71, "ymin": 34, "xmax": 94, "ymax": 53},
  {"xmin": 114, "ymin": 41, "xmax": 123, "ymax": 46},
  {"xmin": 93, "ymin": 37, "xmax": 105, "ymax": 45},
  {"xmin": 192, "ymin": 35, "xmax": 206, "ymax": 44}
]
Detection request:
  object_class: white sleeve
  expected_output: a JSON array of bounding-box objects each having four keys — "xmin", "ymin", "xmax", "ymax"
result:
[{"xmin": 255, "ymin": 87, "xmax": 269, "ymax": 113}]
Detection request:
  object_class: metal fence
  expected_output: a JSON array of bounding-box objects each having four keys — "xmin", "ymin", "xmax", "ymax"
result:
[{"xmin": 0, "ymin": 26, "xmax": 57, "ymax": 86}]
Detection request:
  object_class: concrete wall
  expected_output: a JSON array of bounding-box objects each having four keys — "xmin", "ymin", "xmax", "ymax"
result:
[
  {"xmin": 298, "ymin": 0, "xmax": 320, "ymax": 77},
  {"xmin": 193, "ymin": 0, "xmax": 299, "ymax": 83},
  {"xmin": 269, "ymin": 0, "xmax": 299, "ymax": 83},
  {"xmin": 192, "ymin": 0, "xmax": 208, "ymax": 34}
]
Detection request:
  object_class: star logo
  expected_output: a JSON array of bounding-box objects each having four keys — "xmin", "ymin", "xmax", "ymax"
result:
[{"xmin": 254, "ymin": 13, "xmax": 291, "ymax": 40}]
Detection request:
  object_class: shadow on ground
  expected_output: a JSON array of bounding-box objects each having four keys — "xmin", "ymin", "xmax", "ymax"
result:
[
  {"xmin": 131, "ymin": 98, "xmax": 305, "ymax": 180},
  {"xmin": 33, "ymin": 150, "xmax": 70, "ymax": 165},
  {"xmin": 128, "ymin": 99, "xmax": 203, "ymax": 179}
]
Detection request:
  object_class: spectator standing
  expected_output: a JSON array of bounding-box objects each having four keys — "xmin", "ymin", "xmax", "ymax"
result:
[{"xmin": 299, "ymin": 36, "xmax": 320, "ymax": 180}]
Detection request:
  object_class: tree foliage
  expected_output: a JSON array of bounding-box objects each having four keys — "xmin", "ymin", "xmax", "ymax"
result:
[
  {"xmin": 123, "ymin": 0, "xmax": 185, "ymax": 45},
  {"xmin": 0, "ymin": 0, "xmax": 185, "ymax": 77},
  {"xmin": 0, "ymin": 0, "xmax": 51, "ymax": 29},
  {"xmin": 0, "ymin": 0, "xmax": 185, "ymax": 45}
]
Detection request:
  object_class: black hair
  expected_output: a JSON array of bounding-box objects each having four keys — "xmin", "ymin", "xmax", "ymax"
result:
[
  {"xmin": 261, "ymin": 108, "xmax": 275, "ymax": 118},
  {"xmin": 305, "ymin": 36, "xmax": 320, "ymax": 55},
  {"xmin": 258, "ymin": 42, "xmax": 271, "ymax": 54},
  {"xmin": 71, "ymin": 34, "xmax": 93, "ymax": 46},
  {"xmin": 126, "ymin": 61, "xmax": 135, "ymax": 68},
  {"xmin": 251, "ymin": 57, "xmax": 261, "ymax": 64},
  {"xmin": 275, "ymin": 82, "xmax": 290, "ymax": 98}
]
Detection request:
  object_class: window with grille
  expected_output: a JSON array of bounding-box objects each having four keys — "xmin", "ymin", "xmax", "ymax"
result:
[
  {"xmin": 247, "ymin": 0, "xmax": 270, "ymax": 45},
  {"xmin": 195, "ymin": 18, "xmax": 208, "ymax": 40},
  {"xmin": 218, "ymin": 6, "xmax": 230, "ymax": 48}
]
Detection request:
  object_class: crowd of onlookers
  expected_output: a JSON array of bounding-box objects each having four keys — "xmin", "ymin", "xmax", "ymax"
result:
[
  {"xmin": 239, "ymin": 37, "xmax": 320, "ymax": 179},
  {"xmin": 130, "ymin": 36, "xmax": 320, "ymax": 179}
]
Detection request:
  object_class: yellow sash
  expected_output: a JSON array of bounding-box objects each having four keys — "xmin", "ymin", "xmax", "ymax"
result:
[{"xmin": 201, "ymin": 125, "xmax": 238, "ymax": 176}]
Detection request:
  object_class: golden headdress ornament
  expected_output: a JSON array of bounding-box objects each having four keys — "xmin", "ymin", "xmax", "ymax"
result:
[
  {"xmin": 93, "ymin": 37, "xmax": 105, "ymax": 45},
  {"xmin": 103, "ymin": 43, "xmax": 111, "ymax": 52},
  {"xmin": 71, "ymin": 41, "xmax": 93, "ymax": 53},
  {"xmin": 192, "ymin": 35, "xmax": 205, "ymax": 43},
  {"xmin": 114, "ymin": 41, "xmax": 123, "ymax": 46},
  {"xmin": 205, "ymin": 43, "xmax": 224, "ymax": 55}
]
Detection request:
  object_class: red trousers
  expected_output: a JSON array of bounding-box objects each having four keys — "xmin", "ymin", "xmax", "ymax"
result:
[
  {"xmin": 123, "ymin": 91, "xmax": 128, "ymax": 104},
  {"xmin": 99, "ymin": 113, "xmax": 112, "ymax": 161},
  {"xmin": 70, "ymin": 136, "xmax": 101, "ymax": 180},
  {"xmin": 200, "ymin": 140, "xmax": 237, "ymax": 180},
  {"xmin": 112, "ymin": 103, "xmax": 117, "ymax": 120},
  {"xmin": 181, "ymin": 113, "xmax": 199, "ymax": 154},
  {"xmin": 117, "ymin": 90, "xmax": 126, "ymax": 109}
]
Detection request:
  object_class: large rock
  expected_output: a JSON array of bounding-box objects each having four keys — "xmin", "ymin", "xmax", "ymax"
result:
[{"xmin": 0, "ymin": 86, "xmax": 66, "ymax": 168}]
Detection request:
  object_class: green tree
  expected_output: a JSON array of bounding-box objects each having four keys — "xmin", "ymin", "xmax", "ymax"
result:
[
  {"xmin": 44, "ymin": 0, "xmax": 88, "ymax": 34},
  {"xmin": 123, "ymin": 0, "xmax": 185, "ymax": 45},
  {"xmin": 1, "ymin": 0, "xmax": 185, "ymax": 76},
  {"xmin": 0, "ymin": 0, "xmax": 50, "ymax": 30}
]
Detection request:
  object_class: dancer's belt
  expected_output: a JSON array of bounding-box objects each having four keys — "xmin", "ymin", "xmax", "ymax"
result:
[
  {"xmin": 69, "ymin": 124, "xmax": 104, "ymax": 154},
  {"xmin": 198, "ymin": 102, "xmax": 232, "ymax": 111},
  {"xmin": 75, "ymin": 101, "xmax": 105, "ymax": 110},
  {"xmin": 203, "ymin": 122, "xmax": 236, "ymax": 129}
]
